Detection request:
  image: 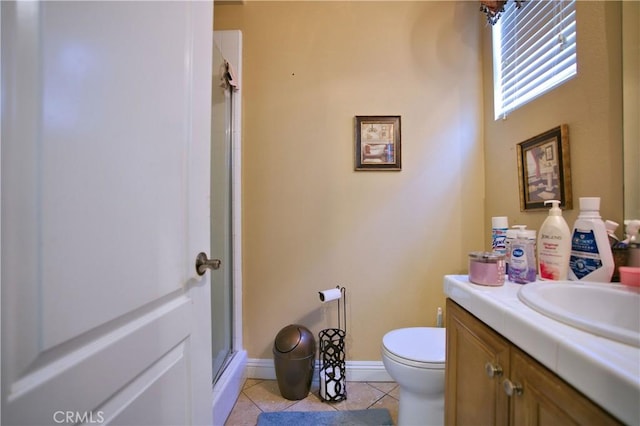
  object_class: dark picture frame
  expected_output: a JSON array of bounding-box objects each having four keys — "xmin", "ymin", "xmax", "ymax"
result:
[
  {"xmin": 354, "ymin": 116, "xmax": 401, "ymax": 171},
  {"xmin": 517, "ymin": 124, "xmax": 572, "ymax": 211}
]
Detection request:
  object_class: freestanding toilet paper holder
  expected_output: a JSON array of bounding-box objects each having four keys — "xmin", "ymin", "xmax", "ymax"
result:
[{"xmin": 318, "ymin": 286, "xmax": 347, "ymax": 402}]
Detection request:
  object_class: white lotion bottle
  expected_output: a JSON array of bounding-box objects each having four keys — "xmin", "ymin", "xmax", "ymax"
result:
[
  {"xmin": 537, "ymin": 200, "xmax": 571, "ymax": 280},
  {"xmin": 568, "ymin": 197, "xmax": 615, "ymax": 282}
]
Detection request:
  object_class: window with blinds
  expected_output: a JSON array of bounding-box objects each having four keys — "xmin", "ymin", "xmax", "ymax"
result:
[{"xmin": 493, "ymin": 0, "xmax": 576, "ymax": 119}]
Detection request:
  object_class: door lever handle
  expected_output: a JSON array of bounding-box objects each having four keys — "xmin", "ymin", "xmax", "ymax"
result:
[{"xmin": 195, "ymin": 252, "xmax": 221, "ymax": 275}]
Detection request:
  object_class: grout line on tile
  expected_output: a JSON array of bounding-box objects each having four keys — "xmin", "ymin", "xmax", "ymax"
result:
[
  {"xmin": 249, "ymin": 392, "xmax": 265, "ymax": 413},
  {"xmin": 240, "ymin": 390, "xmax": 265, "ymax": 413}
]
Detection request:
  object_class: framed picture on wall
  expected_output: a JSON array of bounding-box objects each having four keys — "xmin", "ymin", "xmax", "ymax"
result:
[
  {"xmin": 516, "ymin": 124, "xmax": 572, "ymax": 211},
  {"xmin": 354, "ymin": 116, "xmax": 401, "ymax": 171}
]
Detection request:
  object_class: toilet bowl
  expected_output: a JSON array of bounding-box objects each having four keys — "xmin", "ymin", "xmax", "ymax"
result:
[{"xmin": 382, "ymin": 327, "xmax": 446, "ymax": 426}]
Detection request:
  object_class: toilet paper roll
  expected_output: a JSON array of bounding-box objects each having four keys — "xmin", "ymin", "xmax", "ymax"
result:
[
  {"xmin": 318, "ymin": 288, "xmax": 342, "ymax": 302},
  {"xmin": 319, "ymin": 365, "xmax": 343, "ymax": 400}
]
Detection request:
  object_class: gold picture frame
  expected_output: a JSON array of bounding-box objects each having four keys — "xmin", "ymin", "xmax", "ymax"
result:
[
  {"xmin": 354, "ymin": 116, "xmax": 401, "ymax": 171},
  {"xmin": 517, "ymin": 125, "xmax": 572, "ymax": 211}
]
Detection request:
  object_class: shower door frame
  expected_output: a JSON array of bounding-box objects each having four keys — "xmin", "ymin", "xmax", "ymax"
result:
[{"xmin": 211, "ymin": 30, "xmax": 246, "ymax": 426}]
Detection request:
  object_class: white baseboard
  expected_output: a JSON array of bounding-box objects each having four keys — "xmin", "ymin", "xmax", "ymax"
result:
[{"xmin": 245, "ymin": 358, "xmax": 392, "ymax": 383}]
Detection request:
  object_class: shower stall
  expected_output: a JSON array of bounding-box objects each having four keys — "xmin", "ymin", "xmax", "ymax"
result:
[{"xmin": 211, "ymin": 30, "xmax": 246, "ymax": 425}]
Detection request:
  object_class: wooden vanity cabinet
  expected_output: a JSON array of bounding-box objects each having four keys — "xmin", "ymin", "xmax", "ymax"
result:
[
  {"xmin": 445, "ymin": 299, "xmax": 621, "ymax": 426},
  {"xmin": 445, "ymin": 298, "xmax": 511, "ymax": 426}
]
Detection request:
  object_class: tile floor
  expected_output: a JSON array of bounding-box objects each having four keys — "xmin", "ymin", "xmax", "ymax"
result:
[{"xmin": 224, "ymin": 379, "xmax": 400, "ymax": 425}]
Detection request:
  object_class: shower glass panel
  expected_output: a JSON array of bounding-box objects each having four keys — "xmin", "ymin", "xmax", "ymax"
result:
[{"xmin": 211, "ymin": 43, "xmax": 234, "ymax": 384}]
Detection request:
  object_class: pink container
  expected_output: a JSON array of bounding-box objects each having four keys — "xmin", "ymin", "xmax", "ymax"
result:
[
  {"xmin": 619, "ymin": 266, "xmax": 640, "ymax": 287},
  {"xmin": 469, "ymin": 252, "xmax": 505, "ymax": 286}
]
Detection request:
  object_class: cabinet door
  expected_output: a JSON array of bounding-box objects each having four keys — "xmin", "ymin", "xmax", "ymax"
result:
[
  {"xmin": 446, "ymin": 299, "xmax": 511, "ymax": 426},
  {"xmin": 510, "ymin": 347, "xmax": 621, "ymax": 426}
]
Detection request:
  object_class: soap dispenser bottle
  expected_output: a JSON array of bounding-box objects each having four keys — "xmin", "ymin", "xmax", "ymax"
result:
[
  {"xmin": 505, "ymin": 228, "xmax": 519, "ymax": 275},
  {"xmin": 568, "ymin": 197, "xmax": 615, "ymax": 282},
  {"xmin": 537, "ymin": 200, "xmax": 571, "ymax": 281},
  {"xmin": 508, "ymin": 225, "xmax": 537, "ymax": 284}
]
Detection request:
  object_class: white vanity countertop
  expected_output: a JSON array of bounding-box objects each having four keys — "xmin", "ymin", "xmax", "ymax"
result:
[{"xmin": 443, "ymin": 275, "xmax": 640, "ymax": 425}]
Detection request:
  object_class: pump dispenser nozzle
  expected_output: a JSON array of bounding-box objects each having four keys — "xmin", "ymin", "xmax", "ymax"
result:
[{"xmin": 544, "ymin": 200, "xmax": 562, "ymax": 215}]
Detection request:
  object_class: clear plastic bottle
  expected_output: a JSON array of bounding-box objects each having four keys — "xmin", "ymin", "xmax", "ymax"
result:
[
  {"xmin": 508, "ymin": 226, "xmax": 537, "ymax": 284},
  {"xmin": 568, "ymin": 197, "xmax": 615, "ymax": 282},
  {"xmin": 504, "ymin": 228, "xmax": 518, "ymax": 275},
  {"xmin": 537, "ymin": 200, "xmax": 571, "ymax": 281}
]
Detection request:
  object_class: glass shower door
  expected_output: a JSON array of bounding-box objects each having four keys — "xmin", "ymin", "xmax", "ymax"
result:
[{"xmin": 211, "ymin": 44, "xmax": 234, "ymax": 383}]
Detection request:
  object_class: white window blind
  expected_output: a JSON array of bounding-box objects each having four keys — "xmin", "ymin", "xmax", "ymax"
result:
[{"xmin": 493, "ymin": 0, "xmax": 576, "ymax": 119}]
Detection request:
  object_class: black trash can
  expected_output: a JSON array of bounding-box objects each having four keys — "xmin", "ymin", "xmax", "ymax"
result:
[{"xmin": 273, "ymin": 324, "xmax": 316, "ymax": 400}]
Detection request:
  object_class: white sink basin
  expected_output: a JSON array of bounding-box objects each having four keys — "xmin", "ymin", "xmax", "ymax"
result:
[{"xmin": 518, "ymin": 281, "xmax": 640, "ymax": 347}]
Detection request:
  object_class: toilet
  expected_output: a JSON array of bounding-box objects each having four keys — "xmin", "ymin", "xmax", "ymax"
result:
[{"xmin": 382, "ymin": 327, "xmax": 446, "ymax": 426}]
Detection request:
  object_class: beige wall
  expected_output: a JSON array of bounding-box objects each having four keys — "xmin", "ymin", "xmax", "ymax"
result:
[
  {"xmin": 215, "ymin": 1, "xmax": 624, "ymax": 361},
  {"xmin": 483, "ymin": 2, "xmax": 623, "ymax": 234},
  {"xmin": 215, "ymin": 2, "xmax": 485, "ymax": 360}
]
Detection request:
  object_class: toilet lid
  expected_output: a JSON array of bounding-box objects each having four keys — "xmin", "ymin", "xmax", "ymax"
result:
[{"xmin": 382, "ymin": 327, "xmax": 446, "ymax": 365}]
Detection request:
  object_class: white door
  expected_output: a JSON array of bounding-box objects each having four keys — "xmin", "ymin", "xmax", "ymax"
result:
[{"xmin": 1, "ymin": 2, "xmax": 213, "ymax": 425}]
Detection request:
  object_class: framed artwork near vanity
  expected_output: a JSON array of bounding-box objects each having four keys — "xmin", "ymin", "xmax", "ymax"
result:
[
  {"xmin": 354, "ymin": 115, "xmax": 401, "ymax": 171},
  {"xmin": 517, "ymin": 124, "xmax": 572, "ymax": 211}
]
